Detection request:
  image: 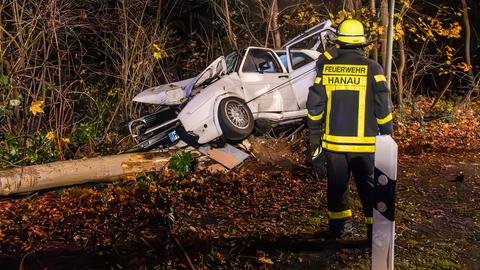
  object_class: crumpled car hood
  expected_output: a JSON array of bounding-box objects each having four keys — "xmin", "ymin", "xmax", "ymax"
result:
[
  {"xmin": 132, "ymin": 77, "xmax": 194, "ymax": 105},
  {"xmin": 133, "ymin": 56, "xmax": 227, "ymax": 105}
]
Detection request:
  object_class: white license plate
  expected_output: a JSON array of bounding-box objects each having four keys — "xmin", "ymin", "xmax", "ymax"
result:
[{"xmin": 168, "ymin": 131, "xmax": 179, "ymax": 142}]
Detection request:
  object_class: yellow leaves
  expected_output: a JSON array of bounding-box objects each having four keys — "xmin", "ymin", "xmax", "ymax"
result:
[
  {"xmin": 308, "ymin": 16, "xmax": 318, "ymax": 25},
  {"xmin": 45, "ymin": 131, "xmax": 55, "ymax": 140},
  {"xmin": 438, "ymin": 67, "xmax": 450, "ymax": 76},
  {"xmin": 333, "ymin": 10, "xmax": 353, "ymax": 25},
  {"xmin": 457, "ymin": 62, "xmax": 472, "ymax": 72},
  {"xmin": 434, "ymin": 21, "xmax": 462, "ymax": 39},
  {"xmin": 62, "ymin": 137, "xmax": 71, "ymax": 145},
  {"xmin": 152, "ymin": 44, "xmax": 168, "ymax": 60},
  {"xmin": 445, "ymin": 45, "xmax": 454, "ymax": 58},
  {"xmin": 258, "ymin": 257, "xmax": 274, "ymax": 264},
  {"xmin": 439, "ymin": 44, "xmax": 471, "ymax": 75},
  {"xmin": 401, "ymin": 0, "xmax": 412, "ymax": 9},
  {"xmin": 285, "ymin": 6, "xmax": 322, "ymax": 27},
  {"xmin": 377, "ymin": 25, "xmax": 385, "ymax": 35},
  {"xmin": 394, "ymin": 23, "xmax": 405, "ymax": 41},
  {"xmin": 369, "ymin": 22, "xmax": 385, "ymax": 36},
  {"xmin": 29, "ymin": 100, "xmax": 44, "ymax": 116},
  {"xmin": 413, "ymin": 15, "xmax": 462, "ymax": 42},
  {"xmin": 107, "ymin": 87, "xmax": 121, "ymax": 97},
  {"xmin": 439, "ymin": 62, "xmax": 472, "ymax": 76}
]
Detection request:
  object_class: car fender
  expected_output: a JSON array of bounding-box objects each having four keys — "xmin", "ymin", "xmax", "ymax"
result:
[{"xmin": 178, "ymin": 74, "xmax": 244, "ymax": 144}]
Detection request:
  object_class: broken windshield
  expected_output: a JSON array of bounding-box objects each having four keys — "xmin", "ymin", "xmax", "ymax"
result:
[{"xmin": 225, "ymin": 51, "xmax": 241, "ymax": 74}]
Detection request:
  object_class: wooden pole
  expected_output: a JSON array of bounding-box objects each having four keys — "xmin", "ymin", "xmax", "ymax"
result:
[{"xmin": 0, "ymin": 152, "xmax": 169, "ymax": 196}]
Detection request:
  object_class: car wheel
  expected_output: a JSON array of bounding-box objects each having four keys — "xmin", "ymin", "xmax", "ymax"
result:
[{"xmin": 218, "ymin": 97, "xmax": 254, "ymax": 141}]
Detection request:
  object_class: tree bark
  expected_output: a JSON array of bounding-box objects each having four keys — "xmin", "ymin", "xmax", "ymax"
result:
[
  {"xmin": 429, "ymin": 75, "xmax": 453, "ymax": 111},
  {"xmin": 380, "ymin": 0, "xmax": 388, "ymax": 69},
  {"xmin": 396, "ymin": 35, "xmax": 406, "ymax": 105},
  {"xmin": 370, "ymin": 0, "xmax": 378, "ymax": 62},
  {"xmin": 223, "ymin": 0, "xmax": 237, "ymax": 49},
  {"xmin": 345, "ymin": 0, "xmax": 354, "ymax": 11},
  {"xmin": 271, "ymin": 0, "xmax": 281, "ymax": 49},
  {"xmin": 0, "ymin": 152, "xmax": 169, "ymax": 196},
  {"xmin": 461, "ymin": 0, "xmax": 477, "ymax": 101}
]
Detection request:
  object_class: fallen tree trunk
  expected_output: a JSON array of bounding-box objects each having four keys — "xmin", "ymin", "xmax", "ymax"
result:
[{"xmin": 0, "ymin": 152, "xmax": 170, "ymax": 196}]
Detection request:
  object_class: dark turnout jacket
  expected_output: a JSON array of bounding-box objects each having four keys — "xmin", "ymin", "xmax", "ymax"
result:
[{"xmin": 307, "ymin": 48, "xmax": 393, "ymax": 153}]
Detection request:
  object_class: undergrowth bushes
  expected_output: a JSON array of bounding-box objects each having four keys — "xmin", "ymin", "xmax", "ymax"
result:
[{"xmin": 0, "ymin": 0, "xmax": 178, "ymax": 163}]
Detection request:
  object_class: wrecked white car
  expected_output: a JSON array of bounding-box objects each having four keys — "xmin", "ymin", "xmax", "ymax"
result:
[{"xmin": 129, "ymin": 21, "xmax": 336, "ymax": 150}]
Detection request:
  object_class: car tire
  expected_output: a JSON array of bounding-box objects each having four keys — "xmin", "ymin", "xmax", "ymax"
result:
[{"xmin": 218, "ymin": 97, "xmax": 254, "ymax": 141}]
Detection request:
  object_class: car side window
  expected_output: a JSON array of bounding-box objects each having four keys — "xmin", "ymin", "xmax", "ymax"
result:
[
  {"xmin": 242, "ymin": 49, "xmax": 282, "ymax": 73},
  {"xmin": 290, "ymin": 52, "xmax": 314, "ymax": 70},
  {"xmin": 276, "ymin": 52, "xmax": 288, "ymax": 70}
]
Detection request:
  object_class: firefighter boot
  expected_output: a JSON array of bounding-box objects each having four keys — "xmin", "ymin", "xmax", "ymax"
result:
[{"xmin": 329, "ymin": 218, "xmax": 353, "ymax": 238}]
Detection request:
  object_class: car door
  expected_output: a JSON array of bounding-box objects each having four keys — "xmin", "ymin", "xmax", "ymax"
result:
[
  {"xmin": 238, "ymin": 47, "xmax": 298, "ymax": 114},
  {"xmin": 284, "ymin": 20, "xmax": 337, "ymax": 109}
]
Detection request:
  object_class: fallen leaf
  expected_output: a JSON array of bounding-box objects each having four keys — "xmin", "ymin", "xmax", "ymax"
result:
[{"xmin": 258, "ymin": 257, "xmax": 274, "ymax": 264}]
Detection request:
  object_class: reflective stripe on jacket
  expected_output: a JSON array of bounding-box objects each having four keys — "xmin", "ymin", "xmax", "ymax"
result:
[{"xmin": 307, "ymin": 48, "xmax": 393, "ymax": 153}]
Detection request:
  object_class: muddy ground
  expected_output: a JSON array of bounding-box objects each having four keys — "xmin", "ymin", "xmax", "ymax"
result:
[{"xmin": 170, "ymin": 148, "xmax": 480, "ymax": 270}]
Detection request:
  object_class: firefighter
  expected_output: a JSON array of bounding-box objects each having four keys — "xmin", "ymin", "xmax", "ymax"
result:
[{"xmin": 307, "ymin": 19, "xmax": 393, "ymax": 241}]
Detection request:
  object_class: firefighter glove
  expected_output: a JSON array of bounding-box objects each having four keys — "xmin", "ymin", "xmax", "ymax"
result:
[
  {"xmin": 310, "ymin": 145, "xmax": 327, "ymax": 180},
  {"xmin": 309, "ymin": 132, "xmax": 322, "ymax": 146}
]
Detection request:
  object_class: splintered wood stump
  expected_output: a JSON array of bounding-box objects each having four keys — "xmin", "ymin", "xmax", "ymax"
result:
[{"xmin": 0, "ymin": 152, "xmax": 170, "ymax": 196}]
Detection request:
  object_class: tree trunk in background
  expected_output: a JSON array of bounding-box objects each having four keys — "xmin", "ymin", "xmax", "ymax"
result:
[
  {"xmin": 370, "ymin": 0, "xmax": 378, "ymax": 62},
  {"xmin": 0, "ymin": 152, "xmax": 169, "ymax": 196},
  {"xmin": 461, "ymin": 0, "xmax": 477, "ymax": 101},
  {"xmin": 223, "ymin": 0, "xmax": 237, "ymax": 49},
  {"xmin": 354, "ymin": 0, "xmax": 362, "ymax": 12},
  {"xmin": 380, "ymin": 0, "xmax": 388, "ymax": 69},
  {"xmin": 272, "ymin": 0, "xmax": 281, "ymax": 48},
  {"xmin": 396, "ymin": 35, "xmax": 406, "ymax": 105},
  {"xmin": 345, "ymin": 0, "xmax": 354, "ymax": 11},
  {"xmin": 344, "ymin": 0, "xmax": 362, "ymax": 12},
  {"xmin": 430, "ymin": 75, "xmax": 453, "ymax": 111}
]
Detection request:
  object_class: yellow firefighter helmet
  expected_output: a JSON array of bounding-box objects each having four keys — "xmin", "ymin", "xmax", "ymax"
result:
[{"xmin": 336, "ymin": 19, "xmax": 367, "ymax": 45}]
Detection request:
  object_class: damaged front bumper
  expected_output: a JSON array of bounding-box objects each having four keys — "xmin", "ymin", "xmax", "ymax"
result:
[
  {"xmin": 128, "ymin": 107, "xmax": 181, "ymax": 151},
  {"xmin": 127, "ymin": 106, "xmax": 201, "ymax": 152}
]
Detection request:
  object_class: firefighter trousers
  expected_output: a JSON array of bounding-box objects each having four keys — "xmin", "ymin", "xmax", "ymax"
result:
[{"xmin": 325, "ymin": 151, "xmax": 374, "ymax": 239}]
